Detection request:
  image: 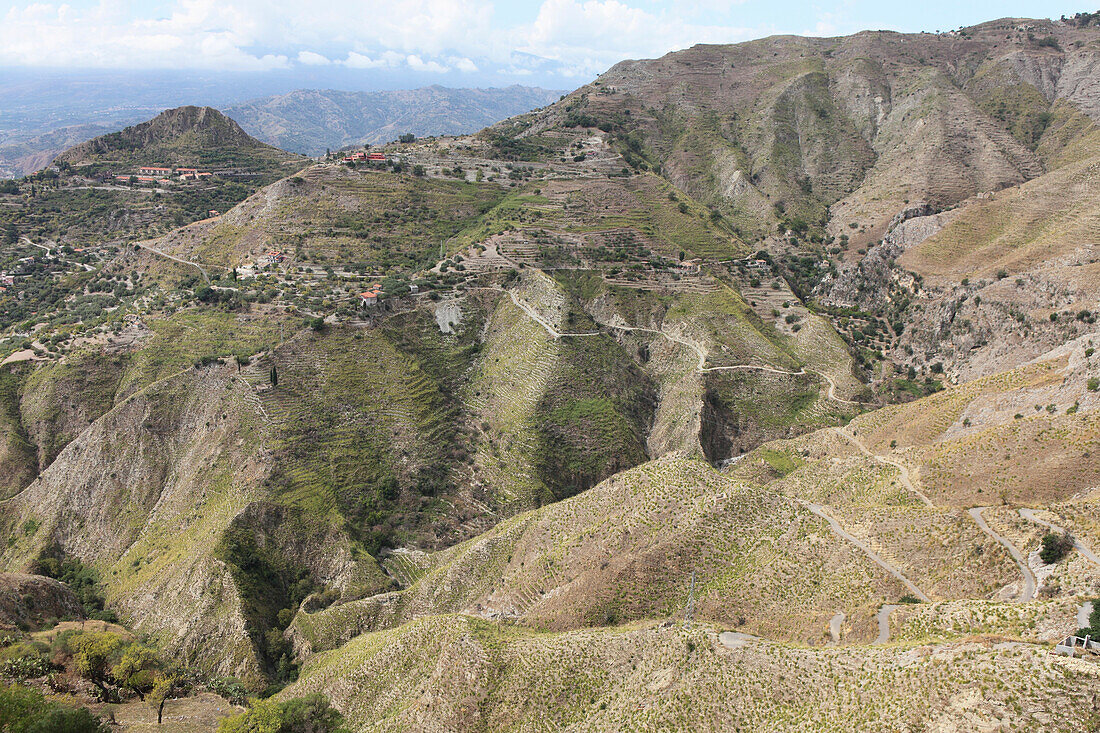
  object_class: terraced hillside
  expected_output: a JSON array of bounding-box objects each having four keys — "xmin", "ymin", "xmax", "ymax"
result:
[
  {"xmin": 287, "ymin": 616, "xmax": 1098, "ymax": 732},
  {"xmin": 273, "ymin": 331, "xmax": 1099, "ymax": 729},
  {"xmin": 1, "ymin": 14, "xmax": 1100, "ymax": 732}
]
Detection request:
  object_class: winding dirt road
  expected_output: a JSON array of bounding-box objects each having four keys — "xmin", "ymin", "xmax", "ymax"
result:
[
  {"xmin": 967, "ymin": 507, "xmax": 1036, "ymax": 603},
  {"xmin": 504, "ymin": 287, "xmax": 861, "ymax": 404},
  {"xmin": 1018, "ymin": 508, "xmax": 1100, "ymax": 566},
  {"xmin": 876, "ymin": 604, "xmax": 901, "ymax": 644},
  {"xmin": 800, "ymin": 500, "xmax": 931, "ymax": 602},
  {"xmin": 831, "ymin": 428, "xmax": 934, "ymax": 508}
]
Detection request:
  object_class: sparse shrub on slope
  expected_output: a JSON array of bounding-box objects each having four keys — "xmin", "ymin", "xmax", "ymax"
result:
[
  {"xmin": 217, "ymin": 693, "xmax": 347, "ymax": 733},
  {"xmin": 32, "ymin": 550, "xmax": 116, "ymax": 623}
]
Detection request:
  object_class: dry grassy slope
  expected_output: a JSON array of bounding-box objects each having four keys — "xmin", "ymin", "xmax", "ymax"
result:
[
  {"xmin": 727, "ymin": 340, "xmax": 1099, "ymax": 608},
  {"xmin": 505, "ymin": 19, "xmax": 1100, "ymax": 247},
  {"xmin": 901, "ymin": 142, "xmax": 1100, "ymax": 283},
  {"xmin": 289, "ymin": 455, "xmax": 917, "ymax": 657},
  {"xmin": 741, "ymin": 430, "xmax": 1022, "ymax": 602},
  {"xmin": 850, "ymin": 339, "xmax": 1100, "ymax": 505},
  {"xmin": 285, "ymin": 615, "xmax": 1100, "ymax": 732}
]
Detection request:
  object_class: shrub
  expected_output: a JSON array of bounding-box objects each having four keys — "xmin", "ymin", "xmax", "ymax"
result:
[
  {"xmin": 0, "ymin": 683, "xmax": 108, "ymax": 732},
  {"xmin": 217, "ymin": 693, "xmax": 347, "ymax": 733},
  {"xmin": 1039, "ymin": 531, "xmax": 1074, "ymax": 564}
]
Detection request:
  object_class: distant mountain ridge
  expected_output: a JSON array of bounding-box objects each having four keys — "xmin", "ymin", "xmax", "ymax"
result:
[{"xmin": 224, "ymin": 85, "xmax": 565, "ymax": 155}]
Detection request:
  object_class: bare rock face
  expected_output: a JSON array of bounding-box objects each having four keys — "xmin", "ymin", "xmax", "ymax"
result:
[
  {"xmin": 0, "ymin": 572, "xmax": 82, "ymax": 629},
  {"xmin": 818, "ymin": 203, "xmax": 952, "ymax": 313}
]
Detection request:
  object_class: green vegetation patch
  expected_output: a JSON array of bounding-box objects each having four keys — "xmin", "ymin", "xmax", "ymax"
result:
[
  {"xmin": 757, "ymin": 447, "xmax": 805, "ymax": 477},
  {"xmin": 0, "ymin": 366, "xmax": 37, "ymax": 499},
  {"xmin": 262, "ymin": 325, "xmax": 473, "ymax": 551},
  {"xmin": 214, "ymin": 517, "xmax": 315, "ymax": 684},
  {"xmin": 534, "ymin": 306, "xmax": 655, "ymax": 500},
  {"xmin": 117, "ymin": 307, "xmax": 284, "ymax": 396}
]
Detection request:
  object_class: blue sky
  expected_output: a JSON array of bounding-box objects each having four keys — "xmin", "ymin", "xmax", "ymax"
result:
[{"xmin": 0, "ymin": 0, "xmax": 1083, "ymax": 87}]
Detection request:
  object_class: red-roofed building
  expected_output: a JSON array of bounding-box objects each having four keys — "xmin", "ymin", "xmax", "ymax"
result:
[
  {"xmin": 359, "ymin": 288, "xmax": 383, "ymax": 306},
  {"xmin": 139, "ymin": 166, "xmax": 172, "ymax": 176}
]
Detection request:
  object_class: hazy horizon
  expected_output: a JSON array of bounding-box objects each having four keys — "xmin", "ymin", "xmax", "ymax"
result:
[{"xmin": 0, "ymin": 1, "xmax": 1084, "ymax": 90}]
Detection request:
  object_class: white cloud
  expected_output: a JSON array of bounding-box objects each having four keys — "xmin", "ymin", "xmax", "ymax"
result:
[
  {"xmin": 450, "ymin": 56, "xmax": 479, "ymax": 72},
  {"xmin": 296, "ymin": 50, "xmax": 331, "ymax": 65},
  {"xmin": 407, "ymin": 54, "xmax": 449, "ymax": 73},
  {"xmin": 512, "ymin": 0, "xmax": 754, "ymax": 76},
  {"xmin": 343, "ymin": 52, "xmax": 386, "ymax": 69},
  {"xmin": 0, "ymin": 0, "xmax": 758, "ymax": 79}
]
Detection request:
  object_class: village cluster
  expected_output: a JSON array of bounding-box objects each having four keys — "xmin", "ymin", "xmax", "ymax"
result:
[
  {"xmin": 114, "ymin": 165, "xmax": 215, "ymax": 184},
  {"xmin": 341, "ymin": 151, "xmax": 392, "ymax": 164}
]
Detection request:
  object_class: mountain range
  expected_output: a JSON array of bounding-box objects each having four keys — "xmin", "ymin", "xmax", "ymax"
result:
[
  {"xmin": 224, "ymin": 85, "xmax": 565, "ymax": 155},
  {"xmin": 0, "ymin": 84, "xmax": 564, "ymax": 177},
  {"xmin": 0, "ymin": 14, "xmax": 1099, "ymax": 732}
]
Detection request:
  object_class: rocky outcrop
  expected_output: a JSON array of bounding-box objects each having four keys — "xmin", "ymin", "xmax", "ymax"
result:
[
  {"xmin": 0, "ymin": 572, "xmax": 82, "ymax": 629},
  {"xmin": 817, "ymin": 203, "xmax": 953, "ymax": 312}
]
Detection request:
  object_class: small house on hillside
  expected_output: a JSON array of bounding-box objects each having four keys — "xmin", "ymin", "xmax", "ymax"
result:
[
  {"xmin": 139, "ymin": 166, "xmax": 172, "ymax": 176},
  {"xmin": 360, "ymin": 287, "xmax": 383, "ymax": 306},
  {"xmin": 256, "ymin": 250, "xmax": 284, "ymax": 269}
]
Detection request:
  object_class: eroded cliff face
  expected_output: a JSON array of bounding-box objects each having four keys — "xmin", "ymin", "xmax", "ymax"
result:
[{"xmin": 0, "ymin": 363, "xmax": 381, "ymax": 686}]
